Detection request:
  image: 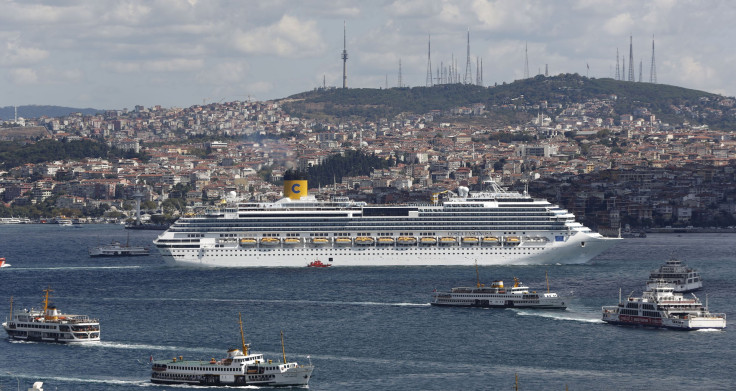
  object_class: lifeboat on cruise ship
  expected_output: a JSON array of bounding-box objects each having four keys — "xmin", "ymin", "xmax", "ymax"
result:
[
  {"xmin": 377, "ymin": 237, "xmax": 395, "ymax": 245},
  {"xmin": 311, "ymin": 237, "xmax": 330, "ymax": 246},
  {"xmin": 439, "ymin": 236, "xmax": 458, "ymax": 246},
  {"xmin": 260, "ymin": 237, "xmax": 281, "ymax": 246},
  {"xmin": 354, "ymin": 236, "xmax": 375, "ymax": 246},
  {"xmin": 419, "ymin": 237, "xmax": 437, "ymax": 245},
  {"xmin": 397, "ymin": 236, "xmax": 417, "ymax": 245},
  {"xmin": 504, "ymin": 236, "xmax": 520, "ymax": 246},
  {"xmin": 283, "ymin": 238, "xmax": 302, "ymax": 247},
  {"xmin": 334, "ymin": 237, "xmax": 352, "ymax": 246},
  {"xmin": 462, "ymin": 237, "xmax": 479, "ymax": 245},
  {"xmin": 239, "ymin": 238, "xmax": 257, "ymax": 247},
  {"xmin": 481, "ymin": 236, "xmax": 500, "ymax": 246}
]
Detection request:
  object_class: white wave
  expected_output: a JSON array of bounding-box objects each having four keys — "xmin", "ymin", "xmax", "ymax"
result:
[
  {"xmin": 512, "ymin": 309, "xmax": 605, "ymax": 323},
  {"xmin": 17, "ymin": 266, "xmax": 142, "ymax": 271},
  {"xmin": 97, "ymin": 341, "xmax": 213, "ymax": 353}
]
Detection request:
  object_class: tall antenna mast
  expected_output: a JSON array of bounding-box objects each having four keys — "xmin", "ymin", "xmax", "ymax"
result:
[
  {"xmin": 615, "ymin": 48, "xmax": 620, "ymax": 80},
  {"xmin": 398, "ymin": 58, "xmax": 402, "ymax": 88},
  {"xmin": 524, "ymin": 42, "xmax": 529, "ymax": 79},
  {"xmin": 639, "ymin": 60, "xmax": 643, "ymax": 82},
  {"xmin": 426, "ymin": 34, "xmax": 433, "ymax": 87},
  {"xmin": 649, "ymin": 36, "xmax": 657, "ymax": 83},
  {"xmin": 464, "ymin": 28, "xmax": 472, "ymax": 84},
  {"xmin": 341, "ymin": 21, "xmax": 348, "ymax": 89},
  {"xmin": 545, "ymin": 63, "xmax": 548, "ymax": 77},
  {"xmin": 628, "ymin": 35, "xmax": 634, "ymax": 82}
]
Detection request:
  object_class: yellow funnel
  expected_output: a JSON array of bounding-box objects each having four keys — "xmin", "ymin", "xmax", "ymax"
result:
[{"xmin": 284, "ymin": 180, "xmax": 307, "ymax": 200}]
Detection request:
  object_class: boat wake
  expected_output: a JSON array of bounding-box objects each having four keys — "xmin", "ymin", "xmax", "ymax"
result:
[
  {"xmin": 98, "ymin": 341, "xmax": 214, "ymax": 353},
  {"xmin": 15, "ymin": 266, "xmax": 143, "ymax": 271},
  {"xmin": 512, "ymin": 309, "xmax": 605, "ymax": 323}
]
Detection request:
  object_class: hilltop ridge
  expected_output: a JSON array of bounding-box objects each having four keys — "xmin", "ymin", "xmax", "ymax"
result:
[{"xmin": 282, "ymin": 74, "xmax": 736, "ymax": 130}]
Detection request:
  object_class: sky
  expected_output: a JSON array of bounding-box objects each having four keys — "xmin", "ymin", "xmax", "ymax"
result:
[{"xmin": 1, "ymin": 0, "xmax": 735, "ymax": 111}]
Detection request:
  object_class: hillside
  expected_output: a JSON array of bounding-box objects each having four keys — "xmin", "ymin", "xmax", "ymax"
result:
[
  {"xmin": 281, "ymin": 74, "xmax": 736, "ymax": 130},
  {"xmin": 0, "ymin": 105, "xmax": 102, "ymax": 121}
]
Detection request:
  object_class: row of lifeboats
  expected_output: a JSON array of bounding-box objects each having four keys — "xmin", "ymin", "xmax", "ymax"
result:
[{"xmin": 238, "ymin": 236, "xmax": 524, "ymax": 247}]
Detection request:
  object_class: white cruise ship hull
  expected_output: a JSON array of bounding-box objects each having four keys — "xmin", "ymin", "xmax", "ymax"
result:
[{"xmin": 157, "ymin": 231, "xmax": 618, "ymax": 267}]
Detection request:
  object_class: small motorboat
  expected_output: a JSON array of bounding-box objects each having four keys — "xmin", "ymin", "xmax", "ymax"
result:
[
  {"xmin": 307, "ymin": 260, "xmax": 331, "ymax": 268},
  {"xmin": 0, "ymin": 257, "xmax": 10, "ymax": 268}
]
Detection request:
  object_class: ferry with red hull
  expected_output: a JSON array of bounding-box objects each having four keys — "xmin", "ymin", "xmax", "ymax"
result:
[{"xmin": 602, "ymin": 281, "xmax": 726, "ymax": 330}]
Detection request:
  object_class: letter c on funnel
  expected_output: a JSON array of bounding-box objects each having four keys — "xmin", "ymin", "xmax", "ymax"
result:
[{"xmin": 291, "ymin": 183, "xmax": 301, "ymax": 194}]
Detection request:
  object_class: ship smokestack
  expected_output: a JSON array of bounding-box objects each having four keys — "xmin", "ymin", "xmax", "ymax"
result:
[{"xmin": 283, "ymin": 170, "xmax": 308, "ymax": 200}]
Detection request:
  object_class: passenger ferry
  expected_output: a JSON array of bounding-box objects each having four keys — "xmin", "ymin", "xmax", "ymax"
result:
[
  {"xmin": 601, "ymin": 281, "xmax": 726, "ymax": 330},
  {"xmin": 153, "ymin": 179, "xmax": 620, "ymax": 267},
  {"xmin": 2, "ymin": 287, "xmax": 100, "ymax": 343},
  {"xmin": 89, "ymin": 239, "xmax": 150, "ymax": 257},
  {"xmin": 431, "ymin": 268, "xmax": 567, "ymax": 309},
  {"xmin": 646, "ymin": 258, "xmax": 702, "ymax": 292},
  {"xmin": 150, "ymin": 314, "xmax": 313, "ymax": 387}
]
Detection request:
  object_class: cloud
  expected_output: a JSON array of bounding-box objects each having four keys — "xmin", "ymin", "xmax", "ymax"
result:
[
  {"xmin": 1, "ymin": 44, "xmax": 49, "ymax": 66},
  {"xmin": 603, "ymin": 13, "xmax": 634, "ymax": 36},
  {"xmin": 104, "ymin": 58, "xmax": 203, "ymax": 73},
  {"xmin": 232, "ymin": 15, "xmax": 326, "ymax": 57},
  {"xmin": 8, "ymin": 68, "xmax": 38, "ymax": 84}
]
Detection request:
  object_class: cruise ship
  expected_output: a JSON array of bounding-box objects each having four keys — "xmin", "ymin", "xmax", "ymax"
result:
[{"xmin": 153, "ymin": 179, "xmax": 620, "ymax": 267}]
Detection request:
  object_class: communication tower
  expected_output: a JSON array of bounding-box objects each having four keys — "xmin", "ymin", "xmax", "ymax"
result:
[
  {"xmin": 639, "ymin": 60, "xmax": 643, "ymax": 82},
  {"xmin": 398, "ymin": 58, "xmax": 402, "ymax": 88},
  {"xmin": 628, "ymin": 35, "xmax": 634, "ymax": 82},
  {"xmin": 649, "ymin": 37, "xmax": 657, "ymax": 83},
  {"xmin": 615, "ymin": 48, "xmax": 620, "ymax": 80},
  {"xmin": 524, "ymin": 42, "xmax": 529, "ymax": 79},
  {"xmin": 464, "ymin": 29, "xmax": 472, "ymax": 84},
  {"xmin": 341, "ymin": 21, "xmax": 348, "ymax": 89},
  {"xmin": 426, "ymin": 35, "xmax": 433, "ymax": 87}
]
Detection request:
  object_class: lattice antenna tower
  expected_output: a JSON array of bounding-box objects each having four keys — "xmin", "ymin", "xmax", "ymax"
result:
[
  {"xmin": 639, "ymin": 60, "xmax": 643, "ymax": 82},
  {"xmin": 475, "ymin": 57, "xmax": 480, "ymax": 86},
  {"xmin": 628, "ymin": 35, "xmax": 634, "ymax": 82},
  {"xmin": 545, "ymin": 64, "xmax": 548, "ymax": 77},
  {"xmin": 622, "ymin": 56, "xmax": 626, "ymax": 82},
  {"xmin": 398, "ymin": 58, "xmax": 402, "ymax": 88},
  {"xmin": 524, "ymin": 42, "xmax": 530, "ymax": 79},
  {"xmin": 615, "ymin": 48, "xmax": 620, "ymax": 80},
  {"xmin": 464, "ymin": 29, "xmax": 472, "ymax": 84},
  {"xmin": 426, "ymin": 34, "xmax": 433, "ymax": 87},
  {"xmin": 649, "ymin": 36, "xmax": 657, "ymax": 83}
]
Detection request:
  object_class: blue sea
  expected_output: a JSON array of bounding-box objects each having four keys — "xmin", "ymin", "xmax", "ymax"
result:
[{"xmin": 1, "ymin": 224, "xmax": 734, "ymax": 390}]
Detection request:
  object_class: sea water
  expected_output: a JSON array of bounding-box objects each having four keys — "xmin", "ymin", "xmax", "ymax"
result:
[{"xmin": 0, "ymin": 224, "xmax": 734, "ymax": 390}]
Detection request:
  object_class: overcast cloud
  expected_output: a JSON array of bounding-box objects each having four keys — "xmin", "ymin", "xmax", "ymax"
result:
[{"xmin": 1, "ymin": 0, "xmax": 734, "ymax": 110}]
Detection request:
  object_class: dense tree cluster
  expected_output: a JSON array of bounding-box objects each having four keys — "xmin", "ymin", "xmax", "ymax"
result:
[{"xmin": 0, "ymin": 139, "xmax": 147, "ymax": 170}]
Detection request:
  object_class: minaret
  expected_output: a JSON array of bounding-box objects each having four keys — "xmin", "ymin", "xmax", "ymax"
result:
[
  {"xmin": 649, "ymin": 37, "xmax": 657, "ymax": 83},
  {"xmin": 464, "ymin": 29, "xmax": 472, "ymax": 84},
  {"xmin": 341, "ymin": 21, "xmax": 348, "ymax": 89},
  {"xmin": 426, "ymin": 34, "xmax": 433, "ymax": 87},
  {"xmin": 628, "ymin": 35, "xmax": 634, "ymax": 82}
]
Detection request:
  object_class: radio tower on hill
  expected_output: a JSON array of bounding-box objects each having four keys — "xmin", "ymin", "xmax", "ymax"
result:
[
  {"xmin": 341, "ymin": 21, "xmax": 348, "ymax": 89},
  {"xmin": 464, "ymin": 29, "xmax": 472, "ymax": 84},
  {"xmin": 649, "ymin": 37, "xmax": 657, "ymax": 83},
  {"xmin": 615, "ymin": 48, "xmax": 620, "ymax": 80},
  {"xmin": 524, "ymin": 42, "xmax": 530, "ymax": 79},
  {"xmin": 628, "ymin": 35, "xmax": 634, "ymax": 82},
  {"xmin": 426, "ymin": 35, "xmax": 433, "ymax": 87}
]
